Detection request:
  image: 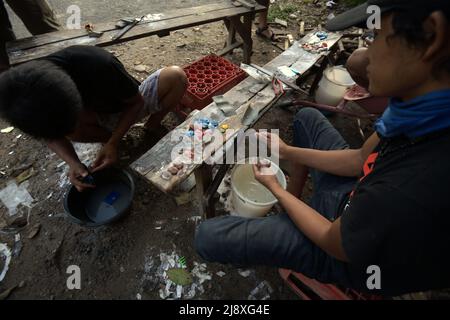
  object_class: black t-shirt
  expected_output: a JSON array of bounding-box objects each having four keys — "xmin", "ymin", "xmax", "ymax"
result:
[
  {"xmin": 43, "ymin": 45, "xmax": 139, "ymax": 113},
  {"xmin": 340, "ymin": 129, "xmax": 450, "ymax": 296}
]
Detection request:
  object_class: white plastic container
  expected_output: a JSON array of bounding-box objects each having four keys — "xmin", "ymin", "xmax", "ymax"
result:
[
  {"xmin": 231, "ymin": 158, "xmax": 287, "ymax": 218},
  {"xmin": 314, "ymin": 66, "xmax": 355, "ymax": 106}
]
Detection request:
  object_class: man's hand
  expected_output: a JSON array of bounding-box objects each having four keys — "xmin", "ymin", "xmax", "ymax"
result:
[
  {"xmin": 256, "ymin": 132, "xmax": 290, "ymax": 160},
  {"xmin": 252, "ymin": 160, "xmax": 281, "ymax": 192},
  {"xmin": 69, "ymin": 162, "xmax": 95, "ymax": 192},
  {"xmin": 91, "ymin": 142, "xmax": 119, "ymax": 172}
]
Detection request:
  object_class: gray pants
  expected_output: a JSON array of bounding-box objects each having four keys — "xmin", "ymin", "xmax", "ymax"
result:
[{"xmin": 194, "ymin": 108, "xmax": 357, "ymax": 286}]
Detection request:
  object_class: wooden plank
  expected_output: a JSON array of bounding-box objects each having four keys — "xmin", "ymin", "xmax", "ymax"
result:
[
  {"xmin": 7, "ymin": 3, "xmax": 265, "ymax": 65},
  {"xmin": 7, "ymin": 2, "xmax": 245, "ymax": 52},
  {"xmin": 132, "ymin": 31, "xmax": 342, "ymax": 193}
]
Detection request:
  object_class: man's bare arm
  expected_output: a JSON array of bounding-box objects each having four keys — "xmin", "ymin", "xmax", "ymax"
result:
[{"xmin": 284, "ymin": 132, "xmax": 380, "ymax": 177}]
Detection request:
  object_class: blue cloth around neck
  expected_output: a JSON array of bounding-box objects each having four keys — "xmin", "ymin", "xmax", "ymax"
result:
[{"xmin": 374, "ymin": 89, "xmax": 450, "ymax": 139}]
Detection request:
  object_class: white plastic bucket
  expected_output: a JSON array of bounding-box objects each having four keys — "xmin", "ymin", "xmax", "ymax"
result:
[
  {"xmin": 231, "ymin": 158, "xmax": 287, "ymax": 218},
  {"xmin": 314, "ymin": 66, "xmax": 355, "ymax": 106}
]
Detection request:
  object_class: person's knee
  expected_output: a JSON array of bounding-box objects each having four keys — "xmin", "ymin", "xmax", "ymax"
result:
[
  {"xmin": 294, "ymin": 107, "xmax": 323, "ymax": 125},
  {"xmin": 163, "ymin": 66, "xmax": 188, "ymax": 90},
  {"xmin": 345, "ymin": 48, "xmax": 369, "ymax": 88}
]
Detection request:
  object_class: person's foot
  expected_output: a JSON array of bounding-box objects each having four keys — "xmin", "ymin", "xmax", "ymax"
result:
[{"xmin": 256, "ymin": 26, "xmax": 276, "ymax": 41}]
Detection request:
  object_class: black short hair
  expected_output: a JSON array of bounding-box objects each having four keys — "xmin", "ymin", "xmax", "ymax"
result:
[
  {"xmin": 390, "ymin": 4, "xmax": 450, "ymax": 77},
  {"xmin": 0, "ymin": 60, "xmax": 82, "ymax": 140}
]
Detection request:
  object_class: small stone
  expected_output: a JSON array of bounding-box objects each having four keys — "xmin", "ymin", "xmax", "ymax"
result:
[
  {"xmin": 289, "ymin": 14, "xmax": 298, "ymax": 19},
  {"xmin": 193, "ymin": 27, "xmax": 201, "ymax": 32},
  {"xmin": 176, "ymin": 43, "xmax": 186, "ymax": 48},
  {"xmin": 134, "ymin": 64, "xmax": 148, "ymax": 73},
  {"xmin": 134, "ymin": 61, "xmax": 142, "ymax": 65}
]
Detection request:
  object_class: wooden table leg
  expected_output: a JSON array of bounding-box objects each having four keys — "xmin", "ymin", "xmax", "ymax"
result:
[
  {"xmin": 309, "ymin": 57, "xmax": 329, "ymax": 95},
  {"xmin": 194, "ymin": 163, "xmax": 213, "ymax": 219},
  {"xmin": 242, "ymin": 13, "xmax": 254, "ymax": 64}
]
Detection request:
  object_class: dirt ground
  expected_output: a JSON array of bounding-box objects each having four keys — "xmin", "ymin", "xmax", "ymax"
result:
[{"xmin": 0, "ymin": 0, "xmax": 373, "ymax": 300}]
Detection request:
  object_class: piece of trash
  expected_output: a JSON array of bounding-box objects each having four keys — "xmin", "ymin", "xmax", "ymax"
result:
[
  {"xmin": 15, "ymin": 134, "xmax": 22, "ymax": 139},
  {"xmin": 277, "ymin": 66, "xmax": 298, "ymax": 80},
  {"xmin": 178, "ymin": 256, "xmax": 187, "ymax": 268},
  {"xmin": 15, "ymin": 167, "xmax": 35, "ymax": 184},
  {"xmin": 289, "ymin": 13, "xmax": 298, "ymax": 19},
  {"xmin": 46, "ymin": 192, "xmax": 53, "ymax": 200},
  {"xmin": 0, "ymin": 243, "xmax": 12, "ymax": 282},
  {"xmin": 176, "ymin": 285, "xmax": 182, "ymax": 298},
  {"xmin": 238, "ymin": 269, "xmax": 251, "ymax": 278},
  {"xmin": 155, "ymin": 226, "xmax": 162, "ymax": 230},
  {"xmin": 1, "ymin": 127, "xmax": 14, "ymax": 133},
  {"xmin": 154, "ymin": 252, "xmax": 211, "ymax": 300},
  {"xmin": 274, "ymin": 18, "xmax": 288, "ymax": 28},
  {"xmin": 13, "ymin": 234, "xmax": 22, "ymax": 257},
  {"xmin": 0, "ymin": 181, "xmax": 34, "ymax": 216},
  {"xmin": 248, "ymin": 280, "xmax": 274, "ymax": 300},
  {"xmin": 27, "ymin": 224, "xmax": 41, "ymax": 239},
  {"xmin": 191, "ymin": 262, "xmax": 212, "ymax": 284},
  {"xmin": 167, "ymin": 268, "xmax": 193, "ymax": 286},
  {"xmin": 326, "ymin": 0, "xmax": 336, "ymax": 8},
  {"xmin": 136, "ymin": 293, "xmax": 142, "ymax": 300},
  {"xmin": 216, "ymin": 271, "xmax": 226, "ymax": 278}
]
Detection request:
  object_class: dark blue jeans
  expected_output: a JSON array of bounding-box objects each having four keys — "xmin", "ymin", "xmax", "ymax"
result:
[{"xmin": 194, "ymin": 108, "xmax": 356, "ymax": 286}]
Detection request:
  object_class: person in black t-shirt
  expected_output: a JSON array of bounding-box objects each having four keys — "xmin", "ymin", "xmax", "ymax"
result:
[
  {"xmin": 195, "ymin": 0, "xmax": 450, "ymax": 296},
  {"xmin": 0, "ymin": 45, "xmax": 187, "ymax": 191}
]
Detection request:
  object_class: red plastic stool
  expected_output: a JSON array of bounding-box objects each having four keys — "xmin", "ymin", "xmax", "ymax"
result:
[{"xmin": 279, "ymin": 269, "xmax": 383, "ymax": 300}]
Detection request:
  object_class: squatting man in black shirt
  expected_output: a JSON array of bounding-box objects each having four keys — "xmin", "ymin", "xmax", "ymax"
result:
[
  {"xmin": 0, "ymin": 45, "xmax": 187, "ymax": 191},
  {"xmin": 195, "ymin": 0, "xmax": 450, "ymax": 296}
]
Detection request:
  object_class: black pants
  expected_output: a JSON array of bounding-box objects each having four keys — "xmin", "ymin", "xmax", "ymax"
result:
[{"xmin": 1, "ymin": 0, "xmax": 60, "ymax": 69}]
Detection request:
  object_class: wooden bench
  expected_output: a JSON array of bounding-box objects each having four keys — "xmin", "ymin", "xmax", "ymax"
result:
[
  {"xmin": 131, "ymin": 30, "xmax": 343, "ymax": 218},
  {"xmin": 6, "ymin": 0, "xmax": 266, "ymax": 65}
]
